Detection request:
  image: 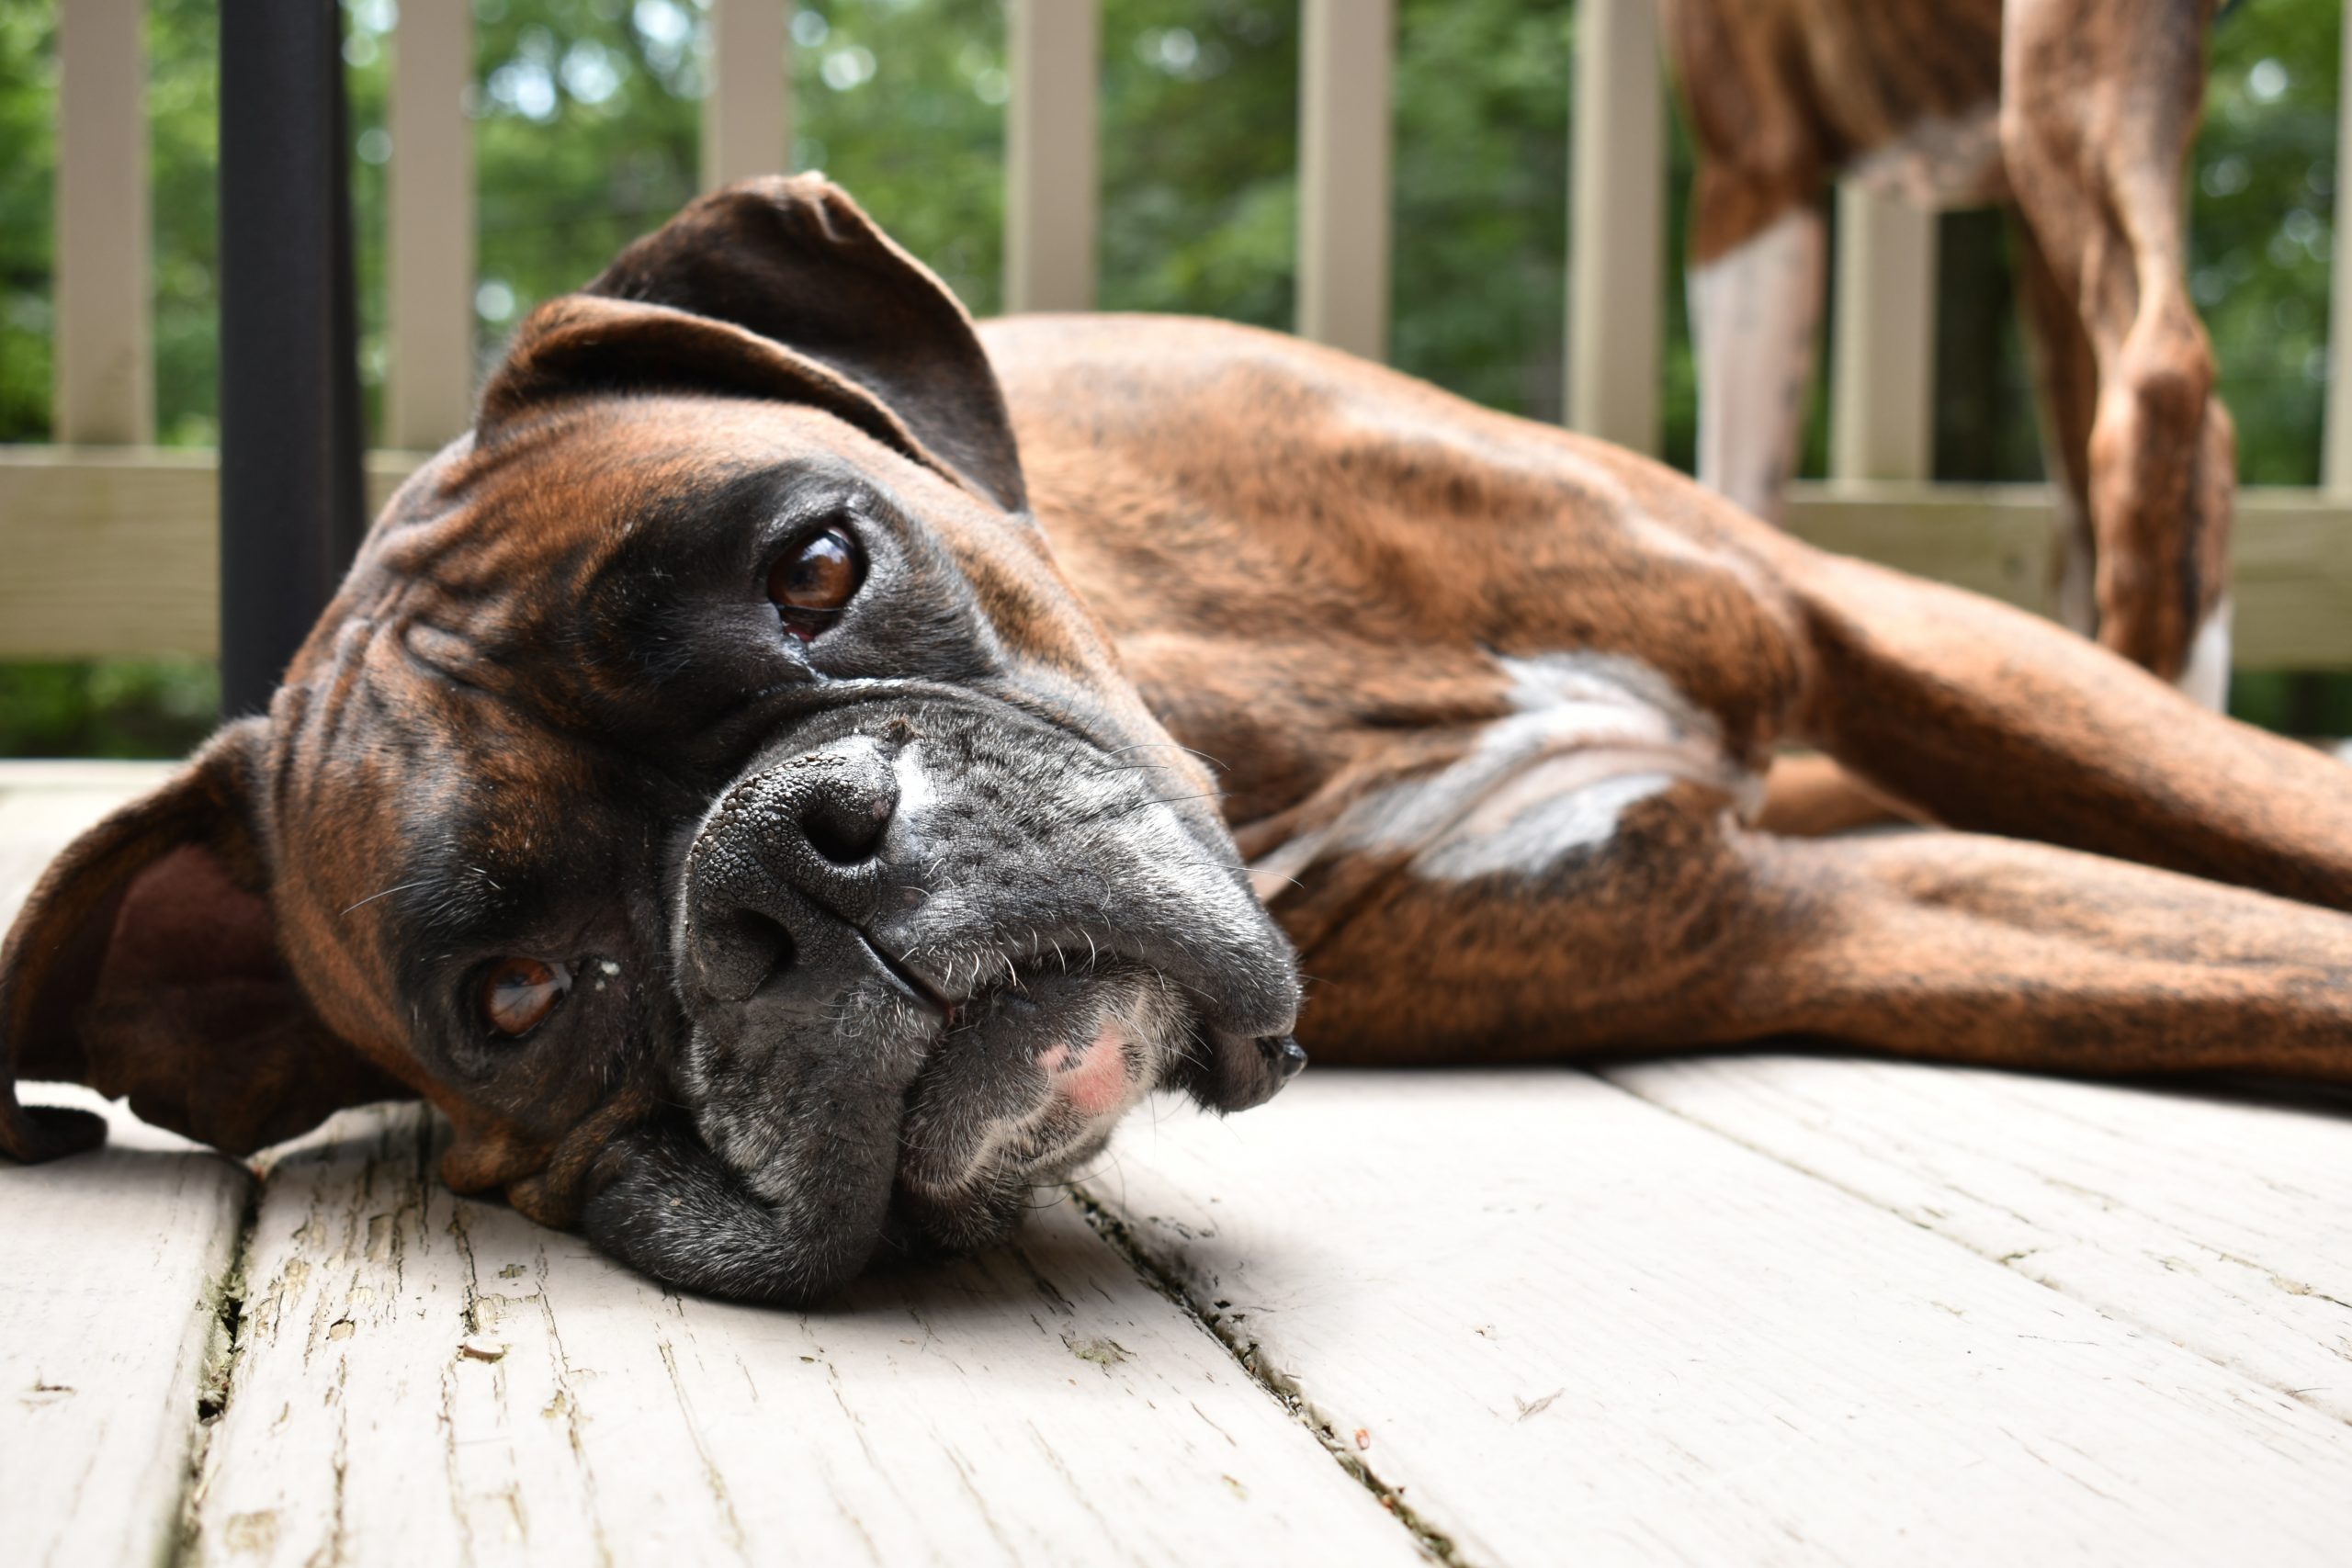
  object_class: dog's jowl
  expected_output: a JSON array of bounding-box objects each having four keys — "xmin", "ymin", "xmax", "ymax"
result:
[{"xmin": 6, "ymin": 177, "xmax": 2350, "ymax": 1305}]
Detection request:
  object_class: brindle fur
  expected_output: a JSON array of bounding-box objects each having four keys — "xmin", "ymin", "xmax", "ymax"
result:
[
  {"xmin": 4, "ymin": 179, "xmax": 2346, "ymax": 1305},
  {"xmin": 1666, "ymin": 0, "xmax": 2233, "ymax": 686},
  {"xmin": 989, "ymin": 310, "xmax": 2352, "ymax": 1077}
]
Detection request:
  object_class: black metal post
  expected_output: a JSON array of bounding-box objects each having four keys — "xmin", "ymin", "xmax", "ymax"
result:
[{"xmin": 218, "ymin": 0, "xmax": 366, "ymax": 717}]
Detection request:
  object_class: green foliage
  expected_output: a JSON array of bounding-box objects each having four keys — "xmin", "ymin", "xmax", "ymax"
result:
[
  {"xmin": 1098, "ymin": 3, "xmax": 1296, "ymax": 327},
  {"xmin": 1391, "ymin": 0, "xmax": 1570, "ymax": 418},
  {"xmin": 2195, "ymin": 0, "xmax": 2340, "ymax": 487},
  {"xmin": 0, "ymin": 0, "xmax": 2346, "ymax": 754},
  {"xmin": 0, "ymin": 6, "xmax": 51, "ymax": 445},
  {"xmin": 0, "ymin": 659, "xmax": 219, "ymax": 758},
  {"xmin": 152, "ymin": 0, "xmax": 220, "ymax": 446}
]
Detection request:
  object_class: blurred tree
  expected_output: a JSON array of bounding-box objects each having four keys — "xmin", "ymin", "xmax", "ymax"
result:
[
  {"xmin": 152, "ymin": 0, "xmax": 220, "ymax": 446},
  {"xmin": 0, "ymin": 0, "xmax": 2343, "ymax": 753},
  {"xmin": 0, "ymin": 5, "xmax": 53, "ymax": 445}
]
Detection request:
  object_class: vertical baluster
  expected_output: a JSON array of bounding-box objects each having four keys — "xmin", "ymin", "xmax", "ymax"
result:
[
  {"xmin": 388, "ymin": 0, "xmax": 477, "ymax": 450},
  {"xmin": 55, "ymin": 0, "xmax": 152, "ymax": 445},
  {"xmin": 1566, "ymin": 0, "xmax": 1663, "ymax": 455},
  {"xmin": 1005, "ymin": 0, "xmax": 1099, "ymax": 314},
  {"xmin": 703, "ymin": 0, "xmax": 792, "ymax": 191},
  {"xmin": 1295, "ymin": 0, "xmax": 1394, "ymax": 362},
  {"xmin": 1830, "ymin": 184, "xmax": 1937, "ymax": 482}
]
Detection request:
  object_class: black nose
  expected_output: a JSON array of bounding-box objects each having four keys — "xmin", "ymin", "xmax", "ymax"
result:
[
  {"xmin": 680, "ymin": 735, "xmax": 904, "ymax": 1005},
  {"xmin": 1261, "ymin": 1035, "xmax": 1309, "ymax": 1082},
  {"xmin": 792, "ymin": 750, "xmax": 896, "ymax": 865}
]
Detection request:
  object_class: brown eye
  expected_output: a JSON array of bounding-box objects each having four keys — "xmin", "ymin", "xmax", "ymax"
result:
[
  {"xmin": 480, "ymin": 957, "xmax": 571, "ymax": 1037},
  {"xmin": 766, "ymin": 526, "xmax": 864, "ymax": 637}
]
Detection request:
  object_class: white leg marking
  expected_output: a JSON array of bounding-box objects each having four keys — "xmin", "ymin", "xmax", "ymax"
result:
[
  {"xmin": 2177, "ymin": 595, "xmax": 2233, "ymax": 713},
  {"xmin": 1690, "ymin": 206, "xmax": 1826, "ymax": 525},
  {"xmin": 2055, "ymin": 513, "xmax": 2098, "ymax": 637}
]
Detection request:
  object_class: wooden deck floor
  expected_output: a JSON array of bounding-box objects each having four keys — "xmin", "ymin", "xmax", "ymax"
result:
[{"xmin": 5, "ymin": 762, "xmax": 2349, "ymax": 1565}]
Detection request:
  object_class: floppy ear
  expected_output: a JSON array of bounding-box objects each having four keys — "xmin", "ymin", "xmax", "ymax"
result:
[
  {"xmin": 0, "ymin": 723, "xmax": 411, "ymax": 1163},
  {"xmin": 478, "ymin": 174, "xmax": 1027, "ymax": 514}
]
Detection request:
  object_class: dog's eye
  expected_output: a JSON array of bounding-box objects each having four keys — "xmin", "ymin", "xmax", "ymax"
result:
[
  {"xmin": 480, "ymin": 957, "xmax": 571, "ymax": 1037},
  {"xmin": 767, "ymin": 526, "xmax": 865, "ymax": 639}
]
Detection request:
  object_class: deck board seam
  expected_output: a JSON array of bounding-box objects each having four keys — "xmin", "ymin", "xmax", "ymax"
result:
[
  {"xmin": 170, "ymin": 1163, "xmax": 265, "ymax": 1567},
  {"xmin": 1597, "ymin": 1066, "xmax": 2352, "ymax": 1431},
  {"xmin": 1068, "ymin": 1183, "xmax": 1471, "ymax": 1567}
]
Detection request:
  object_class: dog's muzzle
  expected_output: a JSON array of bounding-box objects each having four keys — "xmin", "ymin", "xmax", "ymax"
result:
[{"xmin": 582, "ymin": 697, "xmax": 1302, "ymax": 1304}]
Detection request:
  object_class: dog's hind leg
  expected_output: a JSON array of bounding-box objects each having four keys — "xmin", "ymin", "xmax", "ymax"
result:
[
  {"xmin": 1755, "ymin": 751, "xmax": 1914, "ymax": 836},
  {"xmin": 1723, "ymin": 827, "xmax": 2352, "ymax": 1083},
  {"xmin": 1283, "ymin": 777, "xmax": 2352, "ymax": 1082},
  {"xmin": 1760, "ymin": 539, "xmax": 2352, "ymax": 910}
]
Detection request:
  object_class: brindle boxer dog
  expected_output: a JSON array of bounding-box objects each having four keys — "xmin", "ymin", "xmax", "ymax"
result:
[
  {"xmin": 1667, "ymin": 0, "xmax": 2234, "ymax": 705},
  {"xmin": 5, "ymin": 177, "xmax": 2347, "ymax": 1307}
]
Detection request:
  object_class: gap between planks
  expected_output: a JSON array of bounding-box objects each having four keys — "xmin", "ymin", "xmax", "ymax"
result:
[
  {"xmin": 173, "ymin": 1106, "xmax": 1439, "ymax": 1568},
  {"xmin": 0, "ymin": 767, "xmax": 1451, "ymax": 1567}
]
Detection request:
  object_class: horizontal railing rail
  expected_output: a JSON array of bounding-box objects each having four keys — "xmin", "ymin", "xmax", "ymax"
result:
[
  {"xmin": 14, "ymin": 0, "xmax": 2352, "ymax": 665},
  {"xmin": 9, "ymin": 444, "xmax": 2347, "ymax": 667}
]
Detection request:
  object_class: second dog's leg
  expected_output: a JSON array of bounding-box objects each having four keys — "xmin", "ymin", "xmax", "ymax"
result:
[
  {"xmin": 2012, "ymin": 210, "xmax": 2102, "ymax": 640},
  {"xmin": 1691, "ymin": 200, "xmax": 1826, "ymax": 525},
  {"xmin": 2000, "ymin": 0, "xmax": 2234, "ymax": 699}
]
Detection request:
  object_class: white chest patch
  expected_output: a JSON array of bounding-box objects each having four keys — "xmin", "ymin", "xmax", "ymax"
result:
[{"xmin": 1251, "ymin": 652, "xmax": 1758, "ymax": 896}]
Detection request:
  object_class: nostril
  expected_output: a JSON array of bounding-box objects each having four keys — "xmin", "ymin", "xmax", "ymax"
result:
[
  {"xmin": 800, "ymin": 780, "xmax": 895, "ymax": 866},
  {"xmin": 695, "ymin": 908, "xmax": 796, "ymax": 1002}
]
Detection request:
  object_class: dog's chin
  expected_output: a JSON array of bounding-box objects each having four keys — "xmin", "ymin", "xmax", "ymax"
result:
[
  {"xmin": 684, "ymin": 956, "xmax": 1196, "ymax": 1262},
  {"xmin": 885, "ymin": 959, "xmax": 1191, "ymax": 1254}
]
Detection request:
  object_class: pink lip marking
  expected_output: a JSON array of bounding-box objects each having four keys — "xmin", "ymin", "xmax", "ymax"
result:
[{"xmin": 1046, "ymin": 1022, "xmax": 1130, "ymax": 1117}]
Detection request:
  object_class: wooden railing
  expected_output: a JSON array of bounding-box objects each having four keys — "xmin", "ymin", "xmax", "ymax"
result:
[{"xmin": 9, "ymin": 0, "xmax": 2352, "ymax": 664}]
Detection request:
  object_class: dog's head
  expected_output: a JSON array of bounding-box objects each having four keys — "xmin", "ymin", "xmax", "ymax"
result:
[{"xmin": 0, "ymin": 176, "xmax": 1302, "ymax": 1303}]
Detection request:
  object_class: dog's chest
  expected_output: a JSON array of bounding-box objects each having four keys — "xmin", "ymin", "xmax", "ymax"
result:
[{"xmin": 1247, "ymin": 652, "xmax": 1759, "ymax": 901}]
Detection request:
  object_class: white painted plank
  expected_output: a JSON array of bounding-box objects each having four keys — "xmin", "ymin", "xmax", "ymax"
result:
[
  {"xmin": 1005, "ymin": 0, "xmax": 1099, "ymax": 314},
  {"xmin": 55, "ymin": 0, "xmax": 153, "ymax": 444},
  {"xmin": 0, "ymin": 775, "xmax": 169, "ymax": 922},
  {"xmin": 1088, "ymin": 1070, "xmax": 2352, "ymax": 1565},
  {"xmin": 0, "ymin": 1088, "xmax": 251, "ymax": 1568},
  {"xmin": 388, "ymin": 0, "xmax": 478, "ymax": 449},
  {"xmin": 1295, "ymin": 0, "xmax": 1394, "ymax": 362},
  {"xmin": 1605, "ymin": 1055, "xmax": 2352, "ymax": 1421},
  {"xmin": 700, "ymin": 0, "xmax": 791, "ymax": 191},
  {"xmin": 1830, "ymin": 182, "xmax": 1937, "ymax": 482},
  {"xmin": 1566, "ymin": 0, "xmax": 1664, "ymax": 454},
  {"xmin": 187, "ymin": 1105, "xmax": 1423, "ymax": 1567},
  {"xmin": 0, "ymin": 759, "xmax": 178, "ymax": 794}
]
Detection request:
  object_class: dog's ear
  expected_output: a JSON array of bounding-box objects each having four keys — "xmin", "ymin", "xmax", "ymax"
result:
[
  {"xmin": 479, "ymin": 174, "xmax": 1027, "ymax": 513},
  {"xmin": 0, "ymin": 722, "xmax": 411, "ymax": 1163}
]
